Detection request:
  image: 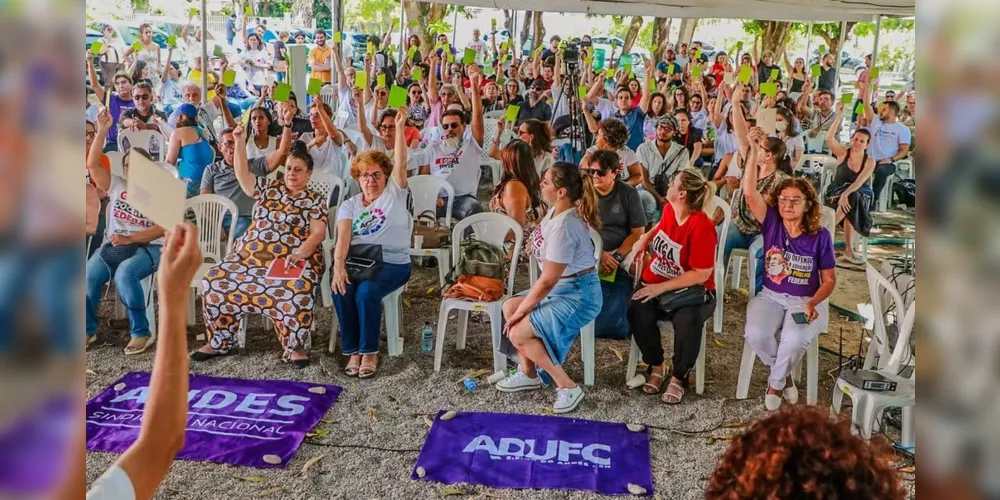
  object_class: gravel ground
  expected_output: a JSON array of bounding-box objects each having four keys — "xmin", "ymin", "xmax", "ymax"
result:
[{"xmin": 85, "ymin": 220, "xmax": 916, "ymax": 499}]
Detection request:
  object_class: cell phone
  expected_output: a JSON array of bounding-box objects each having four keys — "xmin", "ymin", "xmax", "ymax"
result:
[
  {"xmin": 791, "ymin": 312, "xmax": 809, "ymax": 325},
  {"xmin": 346, "ymin": 257, "xmax": 376, "ymax": 269}
]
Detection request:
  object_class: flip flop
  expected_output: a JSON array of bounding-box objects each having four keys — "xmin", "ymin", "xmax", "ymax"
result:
[
  {"xmin": 124, "ymin": 337, "xmax": 155, "ymax": 356},
  {"xmin": 661, "ymin": 381, "xmax": 685, "ymax": 405},
  {"xmin": 641, "ymin": 371, "xmax": 665, "ymax": 394}
]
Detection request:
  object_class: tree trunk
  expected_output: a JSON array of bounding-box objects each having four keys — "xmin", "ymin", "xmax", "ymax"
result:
[
  {"xmin": 503, "ymin": 9, "xmax": 514, "ymax": 38},
  {"xmin": 404, "ymin": 1, "xmax": 448, "ymax": 54},
  {"xmin": 531, "ymin": 11, "xmax": 545, "ymax": 54},
  {"xmin": 815, "ymin": 22, "xmax": 856, "ymax": 57},
  {"xmin": 290, "ymin": 0, "xmax": 313, "ymax": 29},
  {"xmin": 650, "ymin": 17, "xmax": 671, "ymax": 62},
  {"xmin": 676, "ymin": 18, "xmax": 699, "ymax": 47},
  {"xmin": 621, "ymin": 16, "xmax": 644, "ymax": 55},
  {"xmin": 758, "ymin": 21, "xmax": 793, "ymax": 58},
  {"xmin": 519, "ymin": 11, "xmax": 533, "ymax": 50}
]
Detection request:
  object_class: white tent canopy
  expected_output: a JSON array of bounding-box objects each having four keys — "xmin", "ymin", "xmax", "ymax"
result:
[{"xmin": 414, "ymin": 0, "xmax": 914, "ymax": 22}]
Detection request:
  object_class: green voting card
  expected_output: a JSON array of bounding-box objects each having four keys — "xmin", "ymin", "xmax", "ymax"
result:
[
  {"xmin": 692, "ymin": 65, "xmax": 703, "ymax": 79},
  {"xmin": 307, "ymin": 78, "xmax": 323, "ymax": 95},
  {"xmin": 222, "ymin": 69, "xmax": 236, "ymax": 86},
  {"xmin": 841, "ymin": 92, "xmax": 854, "ymax": 104},
  {"xmin": 90, "ymin": 40, "xmax": 103, "ymax": 54},
  {"xmin": 189, "ymin": 7, "xmax": 199, "ymax": 17},
  {"xmin": 447, "ymin": 53, "xmax": 455, "ymax": 63},
  {"xmin": 578, "ymin": 85, "xmax": 588, "ymax": 99},
  {"xmin": 734, "ymin": 41, "xmax": 744, "ymax": 53},
  {"xmin": 407, "ymin": 46, "xmax": 417, "ymax": 59},
  {"xmin": 412, "ymin": 67, "xmax": 423, "ymax": 81},
  {"xmin": 484, "ymin": 64, "xmax": 495, "ymax": 76},
  {"xmin": 355, "ymin": 70, "xmax": 367, "ymax": 89},
  {"xmin": 599, "ymin": 267, "xmax": 617, "ymax": 283},
  {"xmin": 818, "ymin": 44, "xmax": 826, "ymax": 54},
  {"xmin": 463, "ymin": 48, "xmax": 476, "ymax": 65},
  {"xmin": 388, "ymin": 85, "xmax": 407, "ymax": 109},
  {"xmin": 273, "ymin": 83, "xmax": 291, "ymax": 102},
  {"xmin": 811, "ymin": 64, "xmax": 822, "ymax": 78},
  {"xmin": 738, "ymin": 65, "xmax": 752, "ymax": 84},
  {"xmin": 695, "ymin": 48, "xmax": 702, "ymax": 59},
  {"xmin": 167, "ymin": 35, "xmax": 177, "ymax": 48},
  {"xmin": 760, "ymin": 82, "xmax": 778, "ymax": 97},
  {"xmin": 213, "ymin": 45, "xmax": 225, "ymax": 58},
  {"xmin": 769, "ymin": 68, "xmax": 779, "ymax": 81},
  {"xmin": 505, "ymin": 105, "xmax": 520, "ymax": 122},
  {"xmin": 619, "ymin": 54, "xmax": 632, "ymax": 67},
  {"xmin": 131, "ymin": 41, "xmax": 142, "ymax": 52},
  {"xmin": 667, "ymin": 64, "xmax": 675, "ymax": 75},
  {"xmin": 367, "ymin": 42, "xmax": 375, "ymax": 55},
  {"xmin": 854, "ymin": 101, "xmax": 867, "ymax": 116},
  {"xmin": 333, "ymin": 32, "xmax": 343, "ymax": 43},
  {"xmin": 869, "ymin": 67, "xmax": 880, "ymax": 80},
  {"xmin": 376, "ymin": 74, "xmax": 386, "ymax": 89}
]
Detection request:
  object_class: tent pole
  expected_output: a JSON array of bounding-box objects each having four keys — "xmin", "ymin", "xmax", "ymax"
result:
[
  {"xmin": 333, "ymin": 0, "xmax": 344, "ymax": 86},
  {"xmin": 452, "ymin": 9, "xmax": 458, "ymax": 45},
  {"xmin": 397, "ymin": 0, "xmax": 405, "ymax": 64},
  {"xmin": 200, "ymin": 0, "xmax": 207, "ymax": 103},
  {"xmin": 871, "ymin": 15, "xmax": 882, "ymax": 72},
  {"xmin": 805, "ymin": 22, "xmax": 813, "ymax": 63},
  {"xmin": 833, "ymin": 21, "xmax": 847, "ymax": 94}
]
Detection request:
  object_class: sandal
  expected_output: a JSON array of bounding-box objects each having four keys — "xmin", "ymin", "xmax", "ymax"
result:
[
  {"xmin": 661, "ymin": 380, "xmax": 685, "ymax": 405},
  {"xmin": 190, "ymin": 347, "xmax": 233, "ymax": 362},
  {"xmin": 124, "ymin": 337, "xmax": 155, "ymax": 356},
  {"xmin": 344, "ymin": 355, "xmax": 361, "ymax": 376},
  {"xmin": 642, "ymin": 370, "xmax": 666, "ymax": 394},
  {"xmin": 358, "ymin": 354, "xmax": 378, "ymax": 379},
  {"xmin": 86, "ymin": 335, "xmax": 98, "ymax": 348}
]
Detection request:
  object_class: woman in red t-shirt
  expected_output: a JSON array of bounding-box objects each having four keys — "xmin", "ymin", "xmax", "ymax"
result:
[{"xmin": 628, "ymin": 168, "xmax": 718, "ymax": 404}]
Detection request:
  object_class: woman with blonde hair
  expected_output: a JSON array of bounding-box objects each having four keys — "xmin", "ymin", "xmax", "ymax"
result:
[
  {"xmin": 496, "ymin": 162, "xmax": 603, "ymax": 415},
  {"xmin": 628, "ymin": 168, "xmax": 718, "ymax": 404},
  {"xmin": 742, "ymin": 127, "xmax": 836, "ymax": 411}
]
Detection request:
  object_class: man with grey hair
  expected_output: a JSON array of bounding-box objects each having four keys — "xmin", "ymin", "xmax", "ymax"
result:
[{"xmin": 168, "ymin": 82, "xmax": 236, "ymax": 152}]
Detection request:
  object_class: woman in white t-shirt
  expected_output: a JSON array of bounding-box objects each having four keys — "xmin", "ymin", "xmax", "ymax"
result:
[
  {"xmin": 242, "ymin": 34, "xmax": 271, "ymax": 91},
  {"xmin": 85, "ymin": 109, "xmax": 164, "ymax": 356},
  {"xmin": 331, "ymin": 109, "xmax": 412, "ymax": 379},
  {"xmin": 497, "ymin": 162, "xmax": 602, "ymax": 415},
  {"xmin": 246, "ymin": 107, "xmax": 277, "ymax": 158}
]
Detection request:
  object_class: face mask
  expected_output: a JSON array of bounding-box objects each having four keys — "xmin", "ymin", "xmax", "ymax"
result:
[{"xmin": 776, "ymin": 121, "xmax": 788, "ymax": 132}]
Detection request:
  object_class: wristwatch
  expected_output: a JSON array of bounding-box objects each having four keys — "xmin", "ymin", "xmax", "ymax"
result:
[
  {"xmin": 282, "ymin": 122, "xmax": 293, "ymax": 128},
  {"xmin": 612, "ymin": 251, "xmax": 624, "ymax": 263}
]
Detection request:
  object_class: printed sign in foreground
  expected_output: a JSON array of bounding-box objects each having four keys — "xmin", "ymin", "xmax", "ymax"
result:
[
  {"xmin": 411, "ymin": 411, "xmax": 653, "ymax": 496},
  {"xmin": 86, "ymin": 372, "xmax": 340, "ymax": 468}
]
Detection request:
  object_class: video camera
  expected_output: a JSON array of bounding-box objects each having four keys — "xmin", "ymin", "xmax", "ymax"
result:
[{"xmin": 562, "ymin": 42, "xmax": 581, "ymax": 66}]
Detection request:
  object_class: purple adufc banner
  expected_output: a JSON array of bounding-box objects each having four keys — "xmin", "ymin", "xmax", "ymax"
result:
[
  {"xmin": 411, "ymin": 411, "xmax": 654, "ymax": 496},
  {"xmin": 86, "ymin": 372, "xmax": 340, "ymax": 469}
]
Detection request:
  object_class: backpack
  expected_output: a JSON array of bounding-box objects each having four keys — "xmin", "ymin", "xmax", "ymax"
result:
[
  {"xmin": 652, "ymin": 145, "xmax": 689, "ymax": 196},
  {"xmin": 893, "ymin": 178, "xmax": 915, "ymax": 208},
  {"xmin": 445, "ymin": 239, "xmax": 506, "ymax": 283}
]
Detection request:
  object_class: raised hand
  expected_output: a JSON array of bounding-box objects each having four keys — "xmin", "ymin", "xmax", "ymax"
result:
[
  {"xmin": 232, "ymin": 125, "xmax": 246, "ymax": 142},
  {"xmin": 96, "ymin": 108, "xmax": 113, "ymax": 131}
]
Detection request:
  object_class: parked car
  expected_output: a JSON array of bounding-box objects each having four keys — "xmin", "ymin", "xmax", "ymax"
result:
[
  {"xmin": 809, "ymin": 49, "xmax": 865, "ymax": 75},
  {"xmin": 88, "ymin": 21, "xmax": 190, "ymax": 74},
  {"xmin": 156, "ymin": 22, "xmax": 238, "ymax": 62}
]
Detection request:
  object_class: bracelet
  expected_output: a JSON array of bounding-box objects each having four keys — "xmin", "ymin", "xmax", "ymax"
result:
[{"xmin": 283, "ymin": 123, "xmax": 292, "ymax": 128}]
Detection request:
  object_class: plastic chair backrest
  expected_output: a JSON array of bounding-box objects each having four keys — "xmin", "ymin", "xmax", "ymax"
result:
[
  {"xmin": 340, "ymin": 128, "xmax": 364, "ymax": 148},
  {"xmin": 589, "ymin": 226, "xmax": 602, "ymax": 261},
  {"xmin": 481, "ymin": 118, "xmax": 501, "ymax": 157},
  {"xmin": 450, "ymin": 212, "xmax": 523, "ymax": 296},
  {"xmin": 885, "ymin": 300, "xmax": 916, "ymax": 373},
  {"xmin": 307, "ymin": 171, "xmax": 345, "ymax": 209},
  {"xmin": 795, "ymin": 153, "xmax": 835, "ymax": 173},
  {"xmin": 333, "ymin": 110, "xmax": 350, "ymax": 129},
  {"xmin": 713, "ymin": 195, "xmax": 732, "ymax": 275},
  {"xmin": 483, "ymin": 110, "xmax": 506, "ymax": 121},
  {"xmin": 820, "ymin": 206, "xmax": 836, "ymax": 243},
  {"xmin": 106, "ymin": 151, "xmax": 125, "ymax": 178},
  {"xmin": 865, "ymin": 262, "xmax": 909, "ymax": 368},
  {"xmin": 118, "ymin": 130, "xmax": 167, "ymax": 162},
  {"xmin": 184, "ymin": 194, "xmax": 238, "ymax": 263},
  {"xmin": 407, "ymin": 175, "xmax": 454, "ymax": 227}
]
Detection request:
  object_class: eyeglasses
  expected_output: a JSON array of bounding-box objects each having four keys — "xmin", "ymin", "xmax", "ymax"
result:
[
  {"xmin": 442, "ymin": 122, "xmax": 462, "ymax": 130},
  {"xmin": 581, "ymin": 168, "xmax": 610, "ymax": 177},
  {"xmin": 86, "ymin": 130, "xmax": 97, "ymax": 138},
  {"xmin": 221, "ymin": 141, "xmax": 236, "ymax": 148},
  {"xmin": 134, "ymin": 94, "xmax": 151, "ymax": 101},
  {"xmin": 410, "ymin": 90, "xmax": 422, "ymax": 95},
  {"xmin": 378, "ymin": 124, "xmax": 395, "ymax": 131},
  {"xmin": 517, "ymin": 129, "xmax": 530, "ymax": 135},
  {"xmin": 777, "ymin": 196, "xmax": 805, "ymax": 206},
  {"xmin": 359, "ymin": 171, "xmax": 384, "ymax": 181}
]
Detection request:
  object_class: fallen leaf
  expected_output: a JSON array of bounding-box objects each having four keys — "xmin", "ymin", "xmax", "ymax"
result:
[
  {"xmin": 308, "ymin": 386, "xmax": 326, "ymax": 395},
  {"xmin": 540, "ymin": 406, "xmax": 554, "ymax": 414},
  {"xmin": 714, "ymin": 338, "xmax": 724, "ymax": 348},
  {"xmin": 705, "ymin": 434, "xmax": 737, "ymax": 445},
  {"xmin": 627, "ymin": 483, "xmax": 648, "ymax": 495},
  {"xmin": 899, "ymin": 465, "xmax": 915, "ymax": 473},
  {"xmin": 238, "ymin": 476, "xmax": 266, "ymax": 483},
  {"xmin": 368, "ymin": 408, "xmax": 377, "ymax": 421},
  {"xmin": 114, "ymin": 383, "xmax": 126, "ymax": 391},
  {"xmin": 465, "ymin": 368, "xmax": 491, "ymax": 380},
  {"xmin": 306, "ymin": 429, "xmax": 329, "ymax": 439},
  {"xmin": 626, "ymin": 423, "xmax": 645, "ymax": 432},
  {"xmin": 86, "ymin": 369, "xmax": 96, "ymax": 376},
  {"xmin": 610, "ymin": 347, "xmax": 625, "ymax": 362},
  {"xmin": 439, "ymin": 486, "xmax": 464, "ymax": 496},
  {"xmin": 721, "ymin": 421, "xmax": 744, "ymax": 429},
  {"xmin": 257, "ymin": 486, "xmax": 284, "ymax": 497},
  {"xmin": 403, "ymin": 297, "xmax": 412, "ymax": 308},
  {"xmin": 426, "ymin": 286, "xmax": 438, "ymax": 295},
  {"xmin": 423, "ymin": 415, "xmax": 434, "ymax": 428},
  {"xmin": 301, "ymin": 455, "xmax": 324, "ymax": 474},
  {"xmin": 440, "ymin": 410, "xmax": 457, "ymax": 420}
]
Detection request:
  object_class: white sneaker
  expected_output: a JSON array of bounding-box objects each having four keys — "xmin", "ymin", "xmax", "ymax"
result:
[
  {"xmin": 497, "ymin": 371, "xmax": 542, "ymax": 393},
  {"xmin": 783, "ymin": 384, "xmax": 799, "ymax": 405},
  {"xmin": 553, "ymin": 386, "xmax": 585, "ymax": 414},
  {"xmin": 765, "ymin": 393, "xmax": 782, "ymax": 411}
]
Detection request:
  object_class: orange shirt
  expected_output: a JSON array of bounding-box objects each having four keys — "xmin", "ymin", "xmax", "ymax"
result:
[{"xmin": 309, "ymin": 45, "xmax": 334, "ymax": 83}]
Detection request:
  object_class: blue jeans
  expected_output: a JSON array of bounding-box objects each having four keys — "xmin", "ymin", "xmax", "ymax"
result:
[
  {"xmin": 723, "ymin": 225, "xmax": 763, "ymax": 295},
  {"xmin": 0, "ymin": 246, "xmax": 82, "ymax": 354},
  {"xmin": 222, "ymin": 214, "xmax": 252, "ymax": 240},
  {"xmin": 437, "ymin": 194, "xmax": 484, "ymax": 222},
  {"xmin": 594, "ymin": 268, "xmax": 632, "ymax": 339},
  {"xmin": 333, "ymin": 262, "xmax": 411, "ymax": 355},
  {"xmin": 277, "ymin": 72, "xmax": 286, "ymax": 83},
  {"xmin": 85, "ymin": 244, "xmax": 161, "ymax": 338}
]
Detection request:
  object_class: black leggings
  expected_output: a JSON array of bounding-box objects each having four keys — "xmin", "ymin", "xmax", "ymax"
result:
[{"xmin": 628, "ymin": 296, "xmax": 716, "ymax": 387}]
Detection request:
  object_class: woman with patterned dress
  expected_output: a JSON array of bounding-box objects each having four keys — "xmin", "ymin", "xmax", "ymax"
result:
[
  {"xmin": 487, "ymin": 140, "xmax": 546, "ymax": 263},
  {"xmin": 191, "ymin": 126, "xmax": 328, "ymax": 367}
]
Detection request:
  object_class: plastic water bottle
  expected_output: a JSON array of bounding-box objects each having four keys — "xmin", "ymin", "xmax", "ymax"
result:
[{"xmin": 420, "ymin": 322, "xmax": 434, "ymax": 353}]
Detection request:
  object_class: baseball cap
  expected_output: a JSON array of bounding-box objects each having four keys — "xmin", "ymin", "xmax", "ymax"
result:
[
  {"xmin": 176, "ymin": 103, "xmax": 198, "ymax": 120},
  {"xmin": 657, "ymin": 114, "xmax": 679, "ymax": 131}
]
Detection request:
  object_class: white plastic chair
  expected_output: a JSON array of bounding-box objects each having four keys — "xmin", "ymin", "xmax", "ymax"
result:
[
  {"xmin": 734, "ymin": 206, "xmax": 835, "ymax": 405},
  {"xmin": 623, "ymin": 196, "xmax": 729, "ymax": 395},
  {"xmin": 333, "ymin": 109, "xmax": 351, "ymax": 129},
  {"xmin": 528, "ymin": 226, "xmax": 602, "ymax": 385},
  {"xmin": 340, "ymin": 128, "xmax": 364, "ymax": 153},
  {"xmin": 118, "ymin": 129, "xmax": 167, "ymax": 162},
  {"xmin": 407, "ymin": 175, "xmax": 454, "ymax": 288},
  {"xmin": 307, "ymin": 171, "xmax": 347, "ymax": 210},
  {"xmin": 156, "ymin": 162, "xmax": 179, "ymax": 179},
  {"xmin": 321, "ymin": 216, "xmax": 413, "ymax": 357},
  {"xmin": 184, "ymin": 195, "xmax": 239, "ymax": 326},
  {"xmin": 861, "ymin": 261, "xmax": 913, "ymax": 371},
  {"xmin": 481, "ymin": 118, "xmax": 503, "ymax": 186},
  {"xmin": 106, "ymin": 151, "xmax": 125, "ymax": 178},
  {"xmin": 833, "ymin": 300, "xmax": 915, "ymax": 446},
  {"xmin": 483, "ymin": 110, "xmax": 506, "ymax": 121},
  {"xmin": 794, "ymin": 153, "xmax": 837, "ymax": 175},
  {"xmin": 433, "ymin": 213, "xmax": 523, "ymax": 374}
]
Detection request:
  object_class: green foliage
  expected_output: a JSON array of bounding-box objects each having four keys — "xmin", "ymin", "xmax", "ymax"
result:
[
  {"xmin": 428, "ymin": 18, "xmax": 452, "ymax": 36},
  {"xmin": 314, "ymin": 0, "xmax": 332, "ymax": 29},
  {"xmin": 853, "ymin": 17, "xmax": 914, "ymax": 37},
  {"xmin": 346, "ymin": 0, "xmax": 399, "ymax": 32}
]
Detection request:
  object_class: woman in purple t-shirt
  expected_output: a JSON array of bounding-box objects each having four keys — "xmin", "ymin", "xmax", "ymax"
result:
[{"xmin": 740, "ymin": 127, "xmax": 837, "ymax": 411}]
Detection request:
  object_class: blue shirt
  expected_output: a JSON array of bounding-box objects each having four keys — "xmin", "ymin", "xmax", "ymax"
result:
[
  {"xmin": 614, "ymin": 107, "xmax": 647, "ymax": 151},
  {"xmin": 866, "ymin": 116, "xmax": 911, "ymax": 162}
]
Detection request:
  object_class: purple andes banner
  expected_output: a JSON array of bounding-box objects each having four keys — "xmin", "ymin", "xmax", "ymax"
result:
[
  {"xmin": 411, "ymin": 411, "xmax": 653, "ymax": 496},
  {"xmin": 86, "ymin": 372, "xmax": 340, "ymax": 469}
]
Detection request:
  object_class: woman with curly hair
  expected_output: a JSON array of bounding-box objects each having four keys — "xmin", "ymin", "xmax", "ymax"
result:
[
  {"xmin": 740, "ymin": 126, "xmax": 836, "ymax": 411},
  {"xmin": 706, "ymin": 407, "xmax": 907, "ymax": 499}
]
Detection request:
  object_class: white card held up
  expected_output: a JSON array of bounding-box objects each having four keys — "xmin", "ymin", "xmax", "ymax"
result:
[
  {"xmin": 757, "ymin": 108, "xmax": 777, "ymax": 136},
  {"xmin": 125, "ymin": 152, "xmax": 187, "ymax": 230},
  {"xmin": 265, "ymin": 74, "xmax": 276, "ymax": 87},
  {"xmin": 723, "ymin": 72, "xmax": 736, "ymax": 85}
]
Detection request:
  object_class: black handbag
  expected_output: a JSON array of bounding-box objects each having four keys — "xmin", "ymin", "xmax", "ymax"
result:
[
  {"xmin": 345, "ymin": 244, "xmax": 383, "ymax": 283},
  {"xmin": 654, "ymin": 284, "xmax": 712, "ymax": 316}
]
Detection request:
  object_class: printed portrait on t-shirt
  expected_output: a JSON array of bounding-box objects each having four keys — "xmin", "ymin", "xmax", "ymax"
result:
[
  {"xmin": 766, "ymin": 245, "xmax": 816, "ymax": 286},
  {"xmin": 765, "ymin": 246, "xmax": 790, "ymax": 284},
  {"xmin": 353, "ymin": 208, "xmax": 386, "ymax": 236},
  {"xmin": 649, "ymin": 230, "xmax": 683, "ymax": 279}
]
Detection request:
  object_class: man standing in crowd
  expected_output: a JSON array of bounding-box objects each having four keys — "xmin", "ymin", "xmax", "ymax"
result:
[
  {"xmin": 861, "ymin": 81, "xmax": 910, "ymax": 208},
  {"xmin": 586, "ymin": 150, "xmax": 646, "ymax": 339},
  {"xmin": 225, "ymin": 14, "xmax": 238, "ymax": 46},
  {"xmin": 467, "ymin": 29, "xmax": 487, "ymax": 65},
  {"xmin": 309, "ymin": 29, "xmax": 333, "ymax": 84},
  {"xmin": 661, "ymin": 49, "xmax": 683, "ymax": 85},
  {"xmin": 541, "ymin": 35, "xmax": 561, "ymax": 62},
  {"xmin": 636, "ymin": 115, "xmax": 690, "ymax": 222},
  {"xmin": 515, "ymin": 79, "xmax": 553, "ymax": 127},
  {"xmin": 414, "ymin": 72, "xmax": 487, "ymax": 221},
  {"xmin": 168, "ymin": 82, "xmax": 235, "ymax": 151},
  {"xmin": 595, "ymin": 85, "xmax": 646, "ymax": 151},
  {"xmin": 817, "ymin": 52, "xmax": 838, "ymax": 92}
]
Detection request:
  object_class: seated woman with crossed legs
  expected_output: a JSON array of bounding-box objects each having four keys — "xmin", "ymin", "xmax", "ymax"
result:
[{"xmin": 824, "ymin": 100, "xmax": 876, "ymax": 264}]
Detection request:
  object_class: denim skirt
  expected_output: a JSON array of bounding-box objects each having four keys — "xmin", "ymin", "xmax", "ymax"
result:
[{"xmin": 519, "ymin": 270, "xmax": 602, "ymax": 366}]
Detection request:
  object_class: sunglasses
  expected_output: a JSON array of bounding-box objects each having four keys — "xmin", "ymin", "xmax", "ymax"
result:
[
  {"xmin": 581, "ymin": 168, "xmax": 610, "ymax": 177},
  {"xmin": 442, "ymin": 122, "xmax": 462, "ymax": 130},
  {"xmin": 134, "ymin": 94, "xmax": 151, "ymax": 100}
]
